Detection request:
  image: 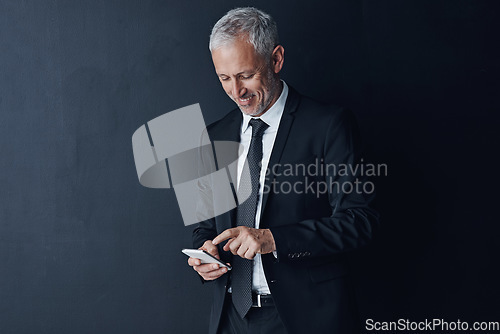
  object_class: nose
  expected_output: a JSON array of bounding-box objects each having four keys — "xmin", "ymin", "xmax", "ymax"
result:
[{"xmin": 231, "ymin": 79, "xmax": 245, "ymax": 98}]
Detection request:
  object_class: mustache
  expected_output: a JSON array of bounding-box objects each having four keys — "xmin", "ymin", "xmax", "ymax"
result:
[{"xmin": 238, "ymin": 93, "xmax": 254, "ymax": 99}]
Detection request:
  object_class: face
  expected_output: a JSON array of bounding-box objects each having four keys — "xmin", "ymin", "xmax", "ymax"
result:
[{"xmin": 211, "ymin": 38, "xmax": 284, "ymax": 117}]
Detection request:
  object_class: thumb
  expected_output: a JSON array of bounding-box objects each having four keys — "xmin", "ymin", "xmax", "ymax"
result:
[{"xmin": 203, "ymin": 240, "xmax": 220, "ymax": 258}]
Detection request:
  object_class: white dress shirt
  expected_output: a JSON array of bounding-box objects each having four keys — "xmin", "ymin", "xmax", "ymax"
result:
[{"xmin": 235, "ymin": 81, "xmax": 289, "ymax": 294}]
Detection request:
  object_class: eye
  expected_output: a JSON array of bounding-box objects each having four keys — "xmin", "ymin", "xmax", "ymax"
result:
[
  {"xmin": 241, "ymin": 74, "xmax": 254, "ymax": 80},
  {"xmin": 219, "ymin": 76, "xmax": 230, "ymax": 81}
]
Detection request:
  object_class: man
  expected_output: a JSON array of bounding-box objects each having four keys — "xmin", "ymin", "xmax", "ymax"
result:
[{"xmin": 187, "ymin": 7, "xmax": 378, "ymax": 334}]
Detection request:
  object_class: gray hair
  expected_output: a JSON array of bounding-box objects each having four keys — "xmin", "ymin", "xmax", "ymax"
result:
[{"xmin": 209, "ymin": 7, "xmax": 279, "ymax": 58}]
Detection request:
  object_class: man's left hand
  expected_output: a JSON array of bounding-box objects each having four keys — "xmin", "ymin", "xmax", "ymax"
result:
[{"xmin": 212, "ymin": 227, "xmax": 276, "ymax": 260}]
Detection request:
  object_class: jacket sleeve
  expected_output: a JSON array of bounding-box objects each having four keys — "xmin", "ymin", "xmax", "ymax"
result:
[
  {"xmin": 269, "ymin": 108, "xmax": 379, "ymax": 261},
  {"xmin": 192, "ymin": 130, "xmax": 219, "ymax": 249},
  {"xmin": 190, "ymin": 131, "xmax": 220, "ymax": 283},
  {"xmin": 193, "ymin": 218, "xmax": 217, "ymax": 250}
]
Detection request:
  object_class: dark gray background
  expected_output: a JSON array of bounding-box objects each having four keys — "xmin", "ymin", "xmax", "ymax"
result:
[{"xmin": 1, "ymin": 0, "xmax": 499, "ymax": 333}]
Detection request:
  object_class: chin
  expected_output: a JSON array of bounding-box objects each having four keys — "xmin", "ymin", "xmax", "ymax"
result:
[{"xmin": 240, "ymin": 107, "xmax": 264, "ymax": 116}]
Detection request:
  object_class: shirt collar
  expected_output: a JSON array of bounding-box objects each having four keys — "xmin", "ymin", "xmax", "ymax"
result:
[{"xmin": 241, "ymin": 81, "xmax": 289, "ymax": 134}]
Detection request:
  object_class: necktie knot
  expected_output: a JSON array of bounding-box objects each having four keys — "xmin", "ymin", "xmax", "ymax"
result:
[{"xmin": 249, "ymin": 118, "xmax": 269, "ymax": 138}]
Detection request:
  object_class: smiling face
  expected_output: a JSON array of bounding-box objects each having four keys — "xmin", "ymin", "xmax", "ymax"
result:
[{"xmin": 211, "ymin": 38, "xmax": 284, "ymax": 117}]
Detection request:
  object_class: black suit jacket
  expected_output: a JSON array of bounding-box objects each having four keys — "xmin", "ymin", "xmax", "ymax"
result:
[{"xmin": 193, "ymin": 86, "xmax": 379, "ymax": 334}]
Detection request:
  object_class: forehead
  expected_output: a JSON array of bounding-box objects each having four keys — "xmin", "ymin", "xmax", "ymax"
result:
[{"xmin": 211, "ymin": 39, "xmax": 264, "ymax": 75}]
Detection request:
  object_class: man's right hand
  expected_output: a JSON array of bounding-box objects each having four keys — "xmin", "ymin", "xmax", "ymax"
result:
[{"xmin": 187, "ymin": 240, "xmax": 229, "ymax": 281}]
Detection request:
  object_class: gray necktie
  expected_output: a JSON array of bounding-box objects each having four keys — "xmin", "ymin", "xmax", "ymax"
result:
[{"xmin": 232, "ymin": 118, "xmax": 269, "ymax": 318}]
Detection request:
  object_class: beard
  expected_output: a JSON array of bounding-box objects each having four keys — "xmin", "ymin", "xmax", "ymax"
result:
[{"xmin": 236, "ymin": 72, "xmax": 281, "ymax": 116}]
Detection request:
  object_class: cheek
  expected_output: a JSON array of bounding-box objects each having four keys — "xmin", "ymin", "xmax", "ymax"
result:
[{"xmin": 246, "ymin": 81, "xmax": 262, "ymax": 94}]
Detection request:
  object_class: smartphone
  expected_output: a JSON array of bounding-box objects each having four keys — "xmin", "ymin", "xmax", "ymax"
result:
[{"xmin": 182, "ymin": 249, "xmax": 232, "ymax": 270}]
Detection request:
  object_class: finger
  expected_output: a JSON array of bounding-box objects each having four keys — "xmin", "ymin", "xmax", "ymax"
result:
[
  {"xmin": 237, "ymin": 244, "xmax": 249, "ymax": 258},
  {"xmin": 194, "ymin": 263, "xmax": 222, "ymax": 273},
  {"xmin": 203, "ymin": 242, "xmax": 220, "ymax": 258},
  {"xmin": 213, "ymin": 228, "xmax": 238, "ymax": 245},
  {"xmin": 244, "ymin": 249, "xmax": 256, "ymax": 260},
  {"xmin": 223, "ymin": 238, "xmax": 234, "ymax": 252},
  {"xmin": 188, "ymin": 257, "xmax": 201, "ymax": 266},
  {"xmin": 228, "ymin": 238, "xmax": 243, "ymax": 255},
  {"xmin": 199, "ymin": 240, "xmax": 221, "ymax": 259},
  {"xmin": 198, "ymin": 241, "xmax": 209, "ymax": 251},
  {"xmin": 201, "ymin": 266, "xmax": 228, "ymax": 280}
]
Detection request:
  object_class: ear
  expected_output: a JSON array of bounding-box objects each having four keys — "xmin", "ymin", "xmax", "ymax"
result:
[{"xmin": 271, "ymin": 45, "xmax": 285, "ymax": 74}]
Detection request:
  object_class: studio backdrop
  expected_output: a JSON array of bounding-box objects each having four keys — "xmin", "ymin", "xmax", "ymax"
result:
[{"xmin": 1, "ymin": 1, "xmax": 499, "ymax": 333}]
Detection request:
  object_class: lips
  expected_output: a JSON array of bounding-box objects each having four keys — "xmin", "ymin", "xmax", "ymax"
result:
[{"xmin": 238, "ymin": 94, "xmax": 254, "ymax": 106}]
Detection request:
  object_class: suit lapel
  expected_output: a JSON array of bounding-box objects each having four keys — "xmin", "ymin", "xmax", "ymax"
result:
[
  {"xmin": 259, "ymin": 87, "xmax": 301, "ymax": 226},
  {"xmin": 212, "ymin": 88, "xmax": 302, "ymax": 230}
]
